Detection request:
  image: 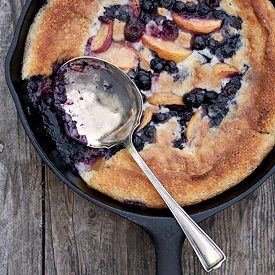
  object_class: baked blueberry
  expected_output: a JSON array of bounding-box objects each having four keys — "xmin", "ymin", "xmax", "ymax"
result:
[
  {"xmin": 159, "ymin": 0, "xmax": 175, "ymax": 10},
  {"xmin": 104, "ymin": 5, "xmax": 121, "ymax": 19},
  {"xmin": 124, "ymin": 23, "xmax": 143, "ymax": 42},
  {"xmin": 116, "ymin": 5, "xmax": 130, "ymax": 22},
  {"xmin": 197, "ymin": 3, "xmax": 211, "ymax": 16},
  {"xmin": 134, "ymin": 70, "xmax": 152, "ymax": 91},
  {"xmin": 144, "ymin": 125, "xmax": 156, "ymax": 138},
  {"xmin": 172, "ymin": 1, "xmax": 185, "ymax": 13},
  {"xmin": 141, "ymin": 0, "xmax": 157, "ymax": 13},
  {"xmin": 133, "ymin": 135, "xmax": 144, "ymax": 151},
  {"xmin": 192, "ymin": 36, "xmax": 206, "ymax": 50},
  {"xmin": 204, "ymin": 91, "xmax": 218, "ymax": 103},
  {"xmin": 153, "ymin": 112, "xmax": 170, "ymax": 123},
  {"xmin": 154, "ymin": 14, "xmax": 166, "ymax": 25},
  {"xmin": 161, "ymin": 20, "xmax": 179, "ymax": 41},
  {"xmin": 150, "ymin": 58, "xmax": 165, "ymax": 73},
  {"xmin": 204, "ymin": 0, "xmax": 221, "ymax": 8},
  {"xmin": 173, "ymin": 135, "xmax": 186, "ymax": 149},
  {"xmin": 140, "ymin": 12, "xmax": 152, "ymax": 24},
  {"xmin": 183, "ymin": 88, "xmax": 205, "ymax": 107},
  {"xmin": 164, "ymin": 60, "xmax": 179, "ymax": 73},
  {"xmin": 185, "ymin": 2, "xmax": 197, "ymax": 13}
]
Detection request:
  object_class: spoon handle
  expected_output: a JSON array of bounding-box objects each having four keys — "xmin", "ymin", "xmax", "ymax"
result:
[{"xmin": 127, "ymin": 143, "xmax": 226, "ymax": 272}]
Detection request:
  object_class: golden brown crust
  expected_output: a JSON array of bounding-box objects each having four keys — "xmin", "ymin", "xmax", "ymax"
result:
[
  {"xmin": 23, "ymin": 0, "xmax": 275, "ymax": 208},
  {"xmin": 86, "ymin": 0, "xmax": 275, "ymax": 207},
  {"xmin": 22, "ymin": 0, "xmax": 100, "ymax": 78}
]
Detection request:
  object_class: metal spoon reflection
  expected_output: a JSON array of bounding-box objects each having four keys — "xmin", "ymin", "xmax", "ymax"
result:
[{"xmin": 55, "ymin": 57, "xmax": 226, "ymax": 272}]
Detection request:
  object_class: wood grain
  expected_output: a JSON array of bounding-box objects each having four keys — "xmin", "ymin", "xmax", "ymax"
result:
[
  {"xmin": 0, "ymin": 0, "xmax": 43, "ymax": 274},
  {"xmin": 0, "ymin": 0, "xmax": 274, "ymax": 274}
]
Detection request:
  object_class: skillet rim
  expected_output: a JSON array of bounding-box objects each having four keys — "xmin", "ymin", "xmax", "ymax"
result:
[{"xmin": 5, "ymin": 0, "xmax": 275, "ymax": 223}]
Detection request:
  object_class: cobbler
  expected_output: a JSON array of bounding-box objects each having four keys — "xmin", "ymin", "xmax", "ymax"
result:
[{"xmin": 22, "ymin": 0, "xmax": 275, "ymax": 208}]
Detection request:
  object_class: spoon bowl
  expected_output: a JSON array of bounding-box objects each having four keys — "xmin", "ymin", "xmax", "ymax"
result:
[{"xmin": 55, "ymin": 57, "xmax": 143, "ymax": 148}]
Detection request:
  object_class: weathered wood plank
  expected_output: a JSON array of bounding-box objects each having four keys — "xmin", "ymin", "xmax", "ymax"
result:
[
  {"xmin": 182, "ymin": 174, "xmax": 275, "ymax": 275},
  {"xmin": 44, "ymin": 171, "xmax": 274, "ymax": 275},
  {"xmin": 0, "ymin": 0, "xmax": 43, "ymax": 274},
  {"xmin": 44, "ymin": 169, "xmax": 156, "ymax": 275}
]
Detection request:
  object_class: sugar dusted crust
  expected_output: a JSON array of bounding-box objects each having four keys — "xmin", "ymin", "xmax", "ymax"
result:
[
  {"xmin": 22, "ymin": 0, "xmax": 275, "ymax": 208},
  {"xmin": 22, "ymin": 0, "xmax": 100, "ymax": 79}
]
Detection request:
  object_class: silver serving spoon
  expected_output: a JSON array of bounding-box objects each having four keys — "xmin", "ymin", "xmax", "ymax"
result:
[{"xmin": 55, "ymin": 57, "xmax": 226, "ymax": 272}]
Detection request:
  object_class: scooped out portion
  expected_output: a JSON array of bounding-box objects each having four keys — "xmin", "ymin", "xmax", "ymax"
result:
[{"xmin": 54, "ymin": 59, "xmax": 125, "ymax": 147}]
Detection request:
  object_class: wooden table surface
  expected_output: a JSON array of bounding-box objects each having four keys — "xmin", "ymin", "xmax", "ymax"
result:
[{"xmin": 0, "ymin": 0, "xmax": 274, "ymax": 274}]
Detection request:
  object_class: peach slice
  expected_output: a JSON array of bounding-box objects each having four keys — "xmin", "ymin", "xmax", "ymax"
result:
[
  {"xmin": 148, "ymin": 92, "xmax": 184, "ymax": 105},
  {"xmin": 172, "ymin": 13, "xmax": 222, "ymax": 34},
  {"xmin": 130, "ymin": 0, "xmax": 140, "ymax": 18},
  {"xmin": 186, "ymin": 108, "xmax": 209, "ymax": 146},
  {"xmin": 97, "ymin": 43, "xmax": 138, "ymax": 70},
  {"xmin": 91, "ymin": 22, "xmax": 113, "ymax": 53},
  {"xmin": 141, "ymin": 34, "xmax": 192, "ymax": 63},
  {"xmin": 129, "ymin": 46, "xmax": 150, "ymax": 70},
  {"xmin": 137, "ymin": 109, "xmax": 153, "ymax": 131},
  {"xmin": 213, "ymin": 63, "xmax": 240, "ymax": 78}
]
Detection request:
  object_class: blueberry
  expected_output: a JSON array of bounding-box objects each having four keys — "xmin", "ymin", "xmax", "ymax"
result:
[
  {"xmin": 204, "ymin": 91, "xmax": 218, "ymax": 103},
  {"xmin": 197, "ymin": 3, "xmax": 211, "ymax": 16},
  {"xmin": 180, "ymin": 109, "xmax": 193, "ymax": 122},
  {"xmin": 154, "ymin": 14, "xmax": 166, "ymax": 25},
  {"xmin": 134, "ymin": 70, "xmax": 152, "ymax": 91},
  {"xmin": 172, "ymin": 1, "xmax": 185, "ymax": 13},
  {"xmin": 153, "ymin": 112, "xmax": 170, "ymax": 123},
  {"xmin": 173, "ymin": 136, "xmax": 186, "ymax": 149},
  {"xmin": 161, "ymin": 20, "xmax": 179, "ymax": 41},
  {"xmin": 58, "ymin": 93, "xmax": 67, "ymax": 103},
  {"xmin": 185, "ymin": 2, "xmax": 197, "ymax": 13},
  {"xmin": 104, "ymin": 5, "xmax": 121, "ymax": 19},
  {"xmin": 192, "ymin": 36, "xmax": 206, "ymax": 50},
  {"xmin": 183, "ymin": 93, "xmax": 196, "ymax": 106},
  {"xmin": 223, "ymin": 77, "xmax": 241, "ymax": 95},
  {"xmin": 144, "ymin": 125, "xmax": 156, "ymax": 138},
  {"xmin": 191, "ymin": 88, "xmax": 205, "ymax": 105},
  {"xmin": 183, "ymin": 88, "xmax": 205, "ymax": 107},
  {"xmin": 133, "ymin": 135, "xmax": 144, "ymax": 151},
  {"xmin": 227, "ymin": 16, "xmax": 242, "ymax": 30},
  {"xmin": 159, "ymin": 0, "xmax": 175, "ymax": 9},
  {"xmin": 207, "ymin": 104, "xmax": 224, "ymax": 118},
  {"xmin": 141, "ymin": 0, "xmax": 157, "ymax": 13},
  {"xmin": 212, "ymin": 9, "xmax": 226, "ymax": 20},
  {"xmin": 164, "ymin": 60, "xmax": 179, "ymax": 73},
  {"xmin": 124, "ymin": 23, "xmax": 143, "ymax": 42},
  {"xmin": 56, "ymin": 83, "xmax": 66, "ymax": 95},
  {"xmin": 169, "ymin": 110, "xmax": 180, "ymax": 118},
  {"xmin": 221, "ymin": 44, "xmax": 235, "ymax": 59},
  {"xmin": 211, "ymin": 114, "xmax": 224, "ymax": 127},
  {"xmin": 116, "ymin": 5, "xmax": 130, "ymax": 22},
  {"xmin": 140, "ymin": 12, "xmax": 152, "ymax": 24},
  {"xmin": 204, "ymin": 0, "xmax": 221, "ymax": 8},
  {"xmin": 150, "ymin": 59, "xmax": 164, "ymax": 73}
]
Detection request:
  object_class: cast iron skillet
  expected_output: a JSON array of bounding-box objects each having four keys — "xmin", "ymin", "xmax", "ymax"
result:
[{"xmin": 5, "ymin": 0, "xmax": 275, "ymax": 274}]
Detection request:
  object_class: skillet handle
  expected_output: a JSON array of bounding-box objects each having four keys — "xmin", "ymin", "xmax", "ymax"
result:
[
  {"xmin": 152, "ymin": 230, "xmax": 185, "ymax": 275},
  {"xmin": 131, "ymin": 217, "xmax": 185, "ymax": 275}
]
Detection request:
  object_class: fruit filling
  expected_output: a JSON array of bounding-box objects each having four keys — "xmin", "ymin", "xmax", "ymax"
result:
[{"xmin": 25, "ymin": 0, "xmax": 246, "ymax": 170}]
